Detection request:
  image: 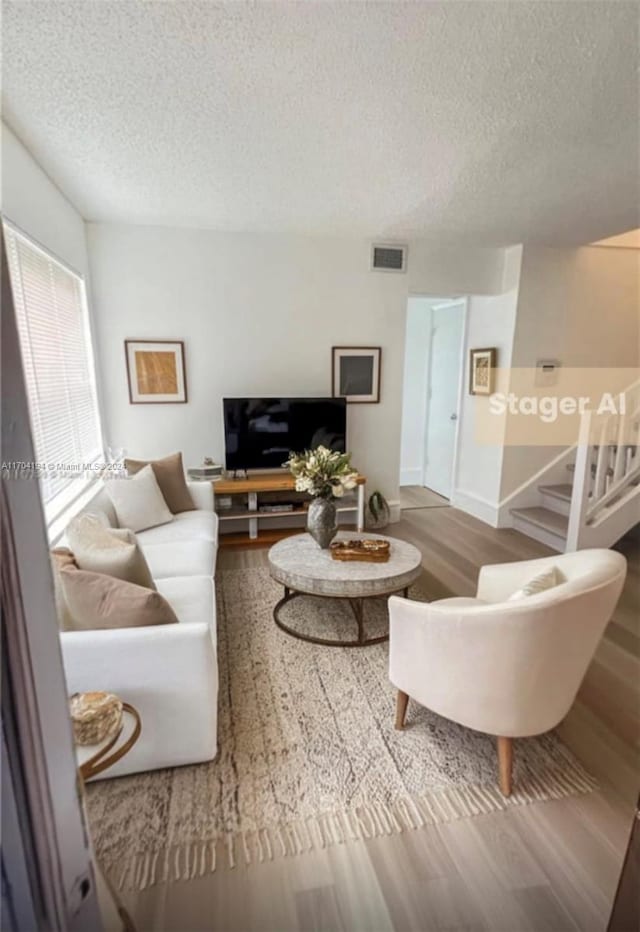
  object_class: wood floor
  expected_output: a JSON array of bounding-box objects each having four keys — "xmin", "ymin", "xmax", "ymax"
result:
[
  {"xmin": 120, "ymin": 507, "xmax": 638, "ymax": 932},
  {"xmin": 399, "ymin": 485, "xmax": 449, "ymax": 510}
]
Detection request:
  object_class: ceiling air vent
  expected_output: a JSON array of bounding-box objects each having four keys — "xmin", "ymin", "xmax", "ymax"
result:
[{"xmin": 371, "ymin": 243, "xmax": 407, "ymax": 273}]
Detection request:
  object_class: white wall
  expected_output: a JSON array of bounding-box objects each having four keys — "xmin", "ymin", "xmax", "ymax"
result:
[
  {"xmin": 451, "ymin": 286, "xmax": 521, "ymax": 523},
  {"xmin": 408, "ymin": 240, "xmax": 506, "ymax": 296},
  {"xmin": 500, "ymin": 244, "xmax": 640, "ymax": 498},
  {"xmin": 511, "ymin": 245, "xmax": 639, "ymax": 369},
  {"xmin": 5, "ymin": 126, "xmax": 636, "ymax": 526},
  {"xmin": 399, "ymin": 298, "xmax": 434, "ymax": 485},
  {"xmin": 87, "ymin": 223, "xmax": 509, "ymax": 509},
  {"xmin": 1, "ymin": 123, "xmax": 89, "ymax": 276}
]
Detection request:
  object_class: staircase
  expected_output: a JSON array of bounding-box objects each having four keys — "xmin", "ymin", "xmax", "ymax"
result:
[{"xmin": 510, "ymin": 382, "xmax": 640, "ymax": 552}]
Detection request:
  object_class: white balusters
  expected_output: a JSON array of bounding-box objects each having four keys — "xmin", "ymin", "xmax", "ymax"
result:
[
  {"xmin": 592, "ymin": 422, "xmax": 609, "ymax": 504},
  {"xmin": 612, "ymin": 412, "xmax": 626, "ymax": 483},
  {"xmin": 566, "ymin": 410, "xmax": 592, "ymax": 551},
  {"xmin": 567, "ymin": 381, "xmax": 640, "ymax": 550}
]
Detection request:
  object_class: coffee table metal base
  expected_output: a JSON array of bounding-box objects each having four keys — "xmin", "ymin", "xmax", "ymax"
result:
[{"xmin": 273, "ymin": 585, "xmax": 409, "ymax": 647}]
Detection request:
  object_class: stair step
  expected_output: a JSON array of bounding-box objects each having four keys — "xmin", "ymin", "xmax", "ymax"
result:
[
  {"xmin": 510, "ymin": 507, "xmax": 569, "ymax": 538},
  {"xmin": 538, "ymin": 483, "xmax": 573, "ymax": 503}
]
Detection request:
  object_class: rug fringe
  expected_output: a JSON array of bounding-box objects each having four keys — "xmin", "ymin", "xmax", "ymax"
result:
[{"xmin": 109, "ymin": 769, "xmax": 598, "ymax": 891}]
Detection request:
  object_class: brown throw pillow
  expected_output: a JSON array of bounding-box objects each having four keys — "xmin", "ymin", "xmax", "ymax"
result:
[
  {"xmin": 125, "ymin": 452, "xmax": 194, "ymax": 514},
  {"xmin": 60, "ymin": 566, "xmax": 179, "ymax": 631}
]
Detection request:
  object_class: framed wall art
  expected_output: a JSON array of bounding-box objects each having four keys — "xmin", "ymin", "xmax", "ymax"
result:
[
  {"xmin": 125, "ymin": 340, "xmax": 187, "ymax": 404},
  {"xmin": 332, "ymin": 346, "xmax": 381, "ymax": 404},
  {"xmin": 469, "ymin": 347, "xmax": 497, "ymax": 396}
]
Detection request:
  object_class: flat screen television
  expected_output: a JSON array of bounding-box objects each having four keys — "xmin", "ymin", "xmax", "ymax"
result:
[{"xmin": 223, "ymin": 397, "xmax": 346, "ymax": 471}]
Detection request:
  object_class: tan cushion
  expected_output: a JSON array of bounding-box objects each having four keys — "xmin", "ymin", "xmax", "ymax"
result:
[
  {"xmin": 66, "ymin": 513, "xmax": 156, "ymax": 589},
  {"xmin": 60, "ymin": 566, "xmax": 178, "ymax": 631},
  {"xmin": 125, "ymin": 452, "xmax": 194, "ymax": 514},
  {"xmin": 51, "ymin": 547, "xmax": 77, "ymax": 629}
]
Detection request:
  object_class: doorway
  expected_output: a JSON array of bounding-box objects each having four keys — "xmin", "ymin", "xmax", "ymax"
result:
[{"xmin": 399, "ymin": 297, "xmax": 466, "ymax": 503}]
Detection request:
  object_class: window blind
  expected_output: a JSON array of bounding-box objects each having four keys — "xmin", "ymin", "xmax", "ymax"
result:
[{"xmin": 4, "ymin": 223, "xmax": 103, "ymax": 517}]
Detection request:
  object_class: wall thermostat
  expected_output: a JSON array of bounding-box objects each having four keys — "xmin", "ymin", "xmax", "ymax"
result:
[{"xmin": 535, "ymin": 359, "xmax": 561, "ymax": 386}]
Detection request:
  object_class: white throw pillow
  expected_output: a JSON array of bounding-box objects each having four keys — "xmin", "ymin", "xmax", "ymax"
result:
[
  {"xmin": 66, "ymin": 513, "xmax": 156, "ymax": 589},
  {"xmin": 508, "ymin": 565, "xmax": 563, "ymax": 601},
  {"xmin": 104, "ymin": 464, "xmax": 173, "ymax": 533}
]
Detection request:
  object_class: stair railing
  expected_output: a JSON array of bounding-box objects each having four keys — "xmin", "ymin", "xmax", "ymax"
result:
[
  {"xmin": 566, "ymin": 409, "xmax": 593, "ymax": 551},
  {"xmin": 566, "ymin": 380, "xmax": 640, "ymax": 551}
]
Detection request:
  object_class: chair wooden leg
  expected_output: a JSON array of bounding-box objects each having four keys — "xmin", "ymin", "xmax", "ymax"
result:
[
  {"xmin": 497, "ymin": 736, "xmax": 513, "ymax": 797},
  {"xmin": 395, "ymin": 690, "xmax": 409, "ymax": 730}
]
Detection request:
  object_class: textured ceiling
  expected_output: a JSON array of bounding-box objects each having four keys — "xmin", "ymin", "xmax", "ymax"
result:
[{"xmin": 2, "ymin": 1, "xmax": 639, "ymax": 245}]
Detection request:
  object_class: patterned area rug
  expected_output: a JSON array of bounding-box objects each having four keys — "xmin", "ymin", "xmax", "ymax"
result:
[{"xmin": 86, "ymin": 566, "xmax": 597, "ymax": 890}]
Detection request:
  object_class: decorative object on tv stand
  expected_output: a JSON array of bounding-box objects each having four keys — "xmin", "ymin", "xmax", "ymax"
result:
[
  {"xmin": 125, "ymin": 339, "xmax": 187, "ymax": 404},
  {"xmin": 285, "ymin": 446, "xmax": 358, "ymax": 549},
  {"xmin": 366, "ymin": 490, "xmax": 390, "ymax": 530},
  {"xmin": 469, "ymin": 347, "xmax": 497, "ymax": 396},
  {"xmin": 332, "ymin": 346, "xmax": 381, "ymax": 403},
  {"xmin": 187, "ymin": 458, "xmax": 224, "ymax": 481}
]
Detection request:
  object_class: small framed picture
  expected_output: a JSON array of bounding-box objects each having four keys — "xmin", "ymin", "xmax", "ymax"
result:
[
  {"xmin": 125, "ymin": 340, "xmax": 187, "ymax": 404},
  {"xmin": 332, "ymin": 346, "xmax": 381, "ymax": 403},
  {"xmin": 469, "ymin": 347, "xmax": 497, "ymax": 395}
]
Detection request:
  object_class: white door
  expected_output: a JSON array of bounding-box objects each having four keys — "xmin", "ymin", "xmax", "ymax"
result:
[{"xmin": 423, "ymin": 302, "xmax": 465, "ymax": 498}]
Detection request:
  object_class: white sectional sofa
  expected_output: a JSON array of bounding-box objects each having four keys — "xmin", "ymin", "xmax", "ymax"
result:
[{"xmin": 59, "ymin": 480, "xmax": 219, "ymax": 779}]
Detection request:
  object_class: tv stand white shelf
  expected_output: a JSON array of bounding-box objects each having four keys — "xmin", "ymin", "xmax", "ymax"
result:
[{"xmin": 213, "ymin": 472, "xmax": 366, "ymax": 548}]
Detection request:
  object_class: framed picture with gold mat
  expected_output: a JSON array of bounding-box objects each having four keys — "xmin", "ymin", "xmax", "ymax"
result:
[
  {"xmin": 125, "ymin": 339, "xmax": 187, "ymax": 403},
  {"xmin": 469, "ymin": 346, "xmax": 496, "ymax": 396}
]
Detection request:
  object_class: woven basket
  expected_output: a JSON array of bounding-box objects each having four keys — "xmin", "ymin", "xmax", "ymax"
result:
[{"xmin": 70, "ymin": 691, "xmax": 123, "ymax": 746}]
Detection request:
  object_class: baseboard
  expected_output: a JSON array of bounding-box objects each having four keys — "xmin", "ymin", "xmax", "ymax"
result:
[
  {"xmin": 400, "ymin": 468, "xmax": 422, "ymax": 486},
  {"xmin": 450, "ymin": 489, "xmax": 499, "ymax": 527}
]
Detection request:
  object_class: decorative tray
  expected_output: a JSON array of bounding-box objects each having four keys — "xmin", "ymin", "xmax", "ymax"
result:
[{"xmin": 330, "ymin": 539, "xmax": 390, "ymax": 562}]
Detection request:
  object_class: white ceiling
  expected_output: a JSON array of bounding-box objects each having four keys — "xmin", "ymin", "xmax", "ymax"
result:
[{"xmin": 3, "ymin": 1, "xmax": 639, "ymax": 245}]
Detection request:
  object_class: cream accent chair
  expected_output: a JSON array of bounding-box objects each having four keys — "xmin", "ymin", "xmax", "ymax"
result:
[{"xmin": 389, "ymin": 549, "xmax": 626, "ymax": 796}]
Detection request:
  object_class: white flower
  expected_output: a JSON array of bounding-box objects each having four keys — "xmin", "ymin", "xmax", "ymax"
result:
[{"xmin": 287, "ymin": 446, "xmax": 355, "ymax": 499}]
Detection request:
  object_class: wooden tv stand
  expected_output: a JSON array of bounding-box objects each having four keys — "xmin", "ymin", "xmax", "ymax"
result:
[{"xmin": 213, "ymin": 472, "xmax": 366, "ymax": 548}]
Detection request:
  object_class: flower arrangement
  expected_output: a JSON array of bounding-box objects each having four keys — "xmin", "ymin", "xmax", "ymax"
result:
[{"xmin": 285, "ymin": 446, "xmax": 358, "ymax": 500}]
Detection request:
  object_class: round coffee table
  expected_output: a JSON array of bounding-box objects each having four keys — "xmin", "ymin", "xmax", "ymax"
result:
[{"xmin": 268, "ymin": 532, "xmax": 422, "ymax": 647}]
